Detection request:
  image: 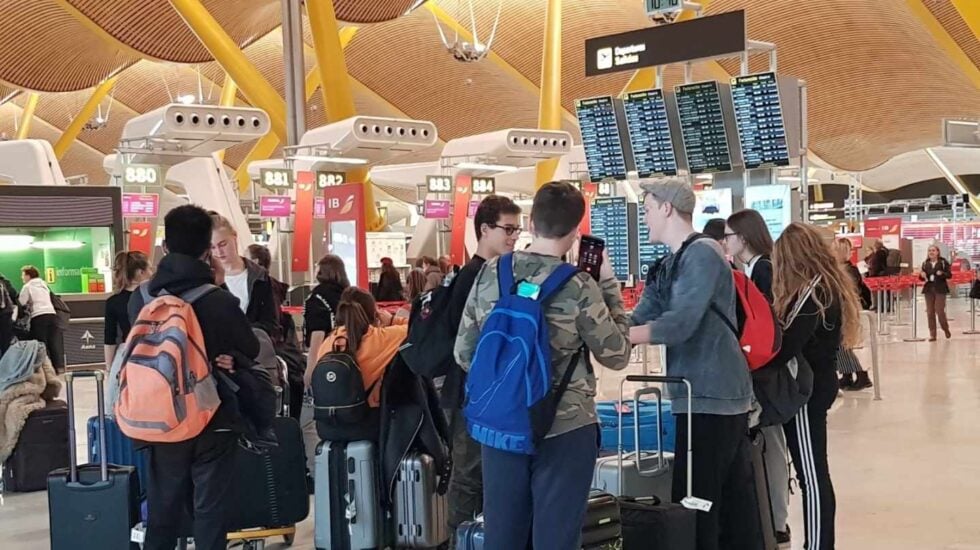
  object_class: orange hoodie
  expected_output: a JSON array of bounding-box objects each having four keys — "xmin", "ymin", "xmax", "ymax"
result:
[{"xmin": 318, "ymin": 320, "xmax": 408, "ymax": 407}]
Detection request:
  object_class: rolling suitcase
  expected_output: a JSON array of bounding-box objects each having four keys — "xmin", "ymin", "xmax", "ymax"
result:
[
  {"xmin": 582, "ymin": 490, "xmax": 622, "ymax": 549},
  {"xmin": 227, "ymin": 416, "xmax": 310, "ymax": 531},
  {"xmin": 617, "ymin": 375, "xmax": 697, "ymax": 550},
  {"xmin": 87, "ymin": 415, "xmax": 148, "ymax": 497},
  {"xmin": 2, "ymin": 399, "xmax": 69, "ymax": 492},
  {"xmin": 593, "ymin": 386, "xmax": 673, "ymax": 500},
  {"xmin": 394, "ymin": 451, "xmax": 450, "ymax": 548},
  {"xmin": 750, "ymin": 429, "xmax": 779, "ymax": 550},
  {"xmin": 597, "ymin": 398, "xmax": 675, "ymax": 453},
  {"xmin": 314, "ymin": 440, "xmax": 381, "ymax": 550},
  {"xmin": 47, "ymin": 370, "xmax": 141, "ymax": 550},
  {"xmin": 456, "ymin": 519, "xmax": 485, "ymax": 550}
]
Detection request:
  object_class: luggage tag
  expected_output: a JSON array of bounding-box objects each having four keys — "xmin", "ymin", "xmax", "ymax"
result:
[
  {"xmin": 131, "ymin": 524, "xmax": 146, "ymax": 544},
  {"xmin": 614, "ymin": 402, "xmax": 632, "ymax": 415},
  {"xmin": 682, "ymin": 496, "xmax": 713, "ymax": 512},
  {"xmin": 517, "ymin": 281, "xmax": 541, "ymax": 300}
]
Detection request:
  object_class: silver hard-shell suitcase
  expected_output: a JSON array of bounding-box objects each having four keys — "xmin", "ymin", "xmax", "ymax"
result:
[
  {"xmin": 314, "ymin": 440, "xmax": 381, "ymax": 550},
  {"xmin": 394, "ymin": 451, "xmax": 450, "ymax": 548},
  {"xmin": 593, "ymin": 386, "xmax": 674, "ymax": 500}
]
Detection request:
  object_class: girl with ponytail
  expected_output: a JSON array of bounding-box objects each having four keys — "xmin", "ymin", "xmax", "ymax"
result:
[{"xmin": 304, "ymin": 287, "xmax": 408, "ymax": 406}]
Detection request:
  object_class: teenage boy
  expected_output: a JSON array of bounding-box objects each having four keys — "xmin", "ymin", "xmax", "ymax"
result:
[
  {"xmin": 454, "ymin": 182, "xmax": 631, "ymax": 549},
  {"xmin": 128, "ymin": 205, "xmax": 260, "ymax": 550},
  {"xmin": 630, "ymin": 179, "xmax": 761, "ymax": 550},
  {"xmin": 443, "ymin": 195, "xmax": 522, "ymax": 538}
]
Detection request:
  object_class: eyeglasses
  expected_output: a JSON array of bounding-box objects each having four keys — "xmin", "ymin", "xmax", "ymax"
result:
[{"xmin": 489, "ymin": 224, "xmax": 523, "ymax": 236}]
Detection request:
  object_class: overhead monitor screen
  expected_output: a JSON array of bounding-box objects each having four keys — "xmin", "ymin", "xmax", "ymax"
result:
[
  {"xmin": 589, "ymin": 197, "xmax": 631, "ymax": 280},
  {"xmin": 575, "ymin": 96, "xmax": 629, "ymax": 181},
  {"xmin": 623, "ymin": 89, "xmax": 678, "ymax": 178},
  {"xmin": 636, "ymin": 203, "xmax": 671, "ymax": 280},
  {"xmin": 731, "ymin": 72, "xmax": 791, "ymax": 169},
  {"xmin": 675, "ymin": 81, "xmax": 733, "ymax": 174}
]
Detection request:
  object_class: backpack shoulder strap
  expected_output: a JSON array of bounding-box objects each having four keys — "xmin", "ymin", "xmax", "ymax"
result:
[
  {"xmin": 180, "ymin": 284, "xmax": 219, "ymax": 305},
  {"xmin": 538, "ymin": 263, "xmax": 581, "ymax": 303},
  {"xmin": 496, "ymin": 253, "xmax": 516, "ymax": 295}
]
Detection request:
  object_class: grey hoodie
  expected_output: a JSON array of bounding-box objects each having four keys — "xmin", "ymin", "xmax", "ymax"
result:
[{"xmin": 632, "ymin": 238, "xmax": 753, "ymax": 416}]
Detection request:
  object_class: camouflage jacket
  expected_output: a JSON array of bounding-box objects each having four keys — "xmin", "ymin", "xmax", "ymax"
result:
[{"xmin": 453, "ymin": 252, "xmax": 632, "ymax": 438}]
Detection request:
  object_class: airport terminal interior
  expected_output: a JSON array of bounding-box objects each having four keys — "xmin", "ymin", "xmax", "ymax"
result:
[{"xmin": 0, "ymin": 0, "xmax": 979, "ymax": 549}]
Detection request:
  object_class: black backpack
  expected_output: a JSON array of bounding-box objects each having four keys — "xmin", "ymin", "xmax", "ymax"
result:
[
  {"xmin": 399, "ymin": 274, "xmax": 459, "ymax": 379},
  {"xmin": 311, "ymin": 337, "xmax": 380, "ymax": 442}
]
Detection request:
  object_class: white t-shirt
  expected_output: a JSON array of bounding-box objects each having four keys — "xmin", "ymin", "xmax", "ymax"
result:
[
  {"xmin": 19, "ymin": 278, "xmax": 56, "ymax": 318},
  {"xmin": 225, "ymin": 270, "xmax": 250, "ymax": 314}
]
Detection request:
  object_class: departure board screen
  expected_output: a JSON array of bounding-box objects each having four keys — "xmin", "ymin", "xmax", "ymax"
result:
[
  {"xmin": 731, "ymin": 73, "xmax": 791, "ymax": 169},
  {"xmin": 675, "ymin": 81, "xmax": 733, "ymax": 174},
  {"xmin": 623, "ymin": 89, "xmax": 678, "ymax": 178},
  {"xmin": 590, "ymin": 197, "xmax": 631, "ymax": 280},
  {"xmin": 637, "ymin": 202, "xmax": 671, "ymax": 280},
  {"xmin": 575, "ymin": 96, "xmax": 629, "ymax": 181}
]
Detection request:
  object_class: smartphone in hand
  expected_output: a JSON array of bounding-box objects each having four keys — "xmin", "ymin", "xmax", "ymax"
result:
[{"xmin": 578, "ymin": 235, "xmax": 605, "ymax": 281}]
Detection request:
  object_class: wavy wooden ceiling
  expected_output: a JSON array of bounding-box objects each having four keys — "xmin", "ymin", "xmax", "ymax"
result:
[{"xmin": 0, "ymin": 0, "xmax": 978, "ymax": 180}]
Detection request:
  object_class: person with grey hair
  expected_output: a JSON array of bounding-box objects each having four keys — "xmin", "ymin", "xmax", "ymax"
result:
[{"xmin": 630, "ymin": 178, "xmax": 761, "ymax": 549}]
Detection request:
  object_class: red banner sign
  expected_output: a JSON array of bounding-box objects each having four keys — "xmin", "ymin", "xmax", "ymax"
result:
[
  {"xmin": 322, "ymin": 183, "xmax": 368, "ymax": 289},
  {"xmin": 450, "ymin": 174, "xmax": 473, "ymax": 265},
  {"xmin": 128, "ymin": 221, "xmax": 154, "ymax": 256},
  {"xmin": 291, "ymin": 171, "xmax": 316, "ymax": 273},
  {"xmin": 864, "ymin": 217, "xmax": 902, "ymax": 240}
]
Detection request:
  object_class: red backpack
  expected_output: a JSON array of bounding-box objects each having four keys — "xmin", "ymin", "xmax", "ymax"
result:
[{"xmin": 665, "ymin": 234, "xmax": 782, "ymax": 371}]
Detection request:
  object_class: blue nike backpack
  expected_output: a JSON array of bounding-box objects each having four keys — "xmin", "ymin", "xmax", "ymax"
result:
[{"xmin": 463, "ymin": 254, "xmax": 582, "ymax": 455}]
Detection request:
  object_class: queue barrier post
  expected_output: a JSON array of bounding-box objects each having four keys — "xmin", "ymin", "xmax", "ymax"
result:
[
  {"xmin": 903, "ymin": 278, "xmax": 926, "ymax": 343},
  {"xmin": 860, "ymin": 310, "xmax": 882, "ymax": 401},
  {"xmin": 892, "ymin": 278, "xmax": 908, "ymax": 326}
]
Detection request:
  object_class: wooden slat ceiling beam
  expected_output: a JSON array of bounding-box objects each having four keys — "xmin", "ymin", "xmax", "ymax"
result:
[
  {"xmin": 708, "ymin": 0, "xmax": 980, "ymax": 171},
  {"xmin": 926, "ymin": 0, "xmax": 980, "ymax": 70},
  {"xmin": 333, "ymin": 0, "xmax": 421, "ymax": 24}
]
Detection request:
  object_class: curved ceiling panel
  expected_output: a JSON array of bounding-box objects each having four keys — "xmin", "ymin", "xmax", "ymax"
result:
[
  {"xmin": 0, "ymin": 0, "xmax": 137, "ymax": 92},
  {"xmin": 63, "ymin": 0, "xmax": 281, "ymax": 63},
  {"xmin": 926, "ymin": 1, "xmax": 980, "ymax": 69},
  {"xmin": 860, "ymin": 146, "xmax": 980, "ymax": 192},
  {"xmin": 709, "ymin": 0, "xmax": 980, "ymax": 171},
  {"xmin": 334, "ymin": 0, "xmax": 420, "ymax": 23},
  {"xmin": 0, "ymin": 103, "xmax": 109, "ymax": 184}
]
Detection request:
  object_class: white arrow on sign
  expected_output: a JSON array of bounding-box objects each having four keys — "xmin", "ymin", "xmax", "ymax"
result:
[{"xmin": 81, "ymin": 330, "xmax": 94, "ymax": 344}]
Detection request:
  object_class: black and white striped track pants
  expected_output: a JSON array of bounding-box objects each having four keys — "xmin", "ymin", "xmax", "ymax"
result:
[{"xmin": 784, "ymin": 404, "xmax": 837, "ymax": 550}]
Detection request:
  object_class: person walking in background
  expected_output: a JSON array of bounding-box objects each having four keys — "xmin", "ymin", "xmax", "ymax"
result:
[
  {"xmin": 769, "ymin": 223, "xmax": 863, "ymax": 550},
  {"xmin": 0, "ymin": 272, "xmax": 18, "ymax": 356},
  {"xmin": 304, "ymin": 255, "xmax": 350, "ymax": 375},
  {"xmin": 725, "ymin": 209, "xmax": 792, "ymax": 545},
  {"xmin": 374, "ymin": 257, "xmax": 405, "ymax": 303},
  {"xmin": 18, "ymin": 266, "xmax": 65, "ymax": 373},
  {"xmin": 919, "ymin": 244, "xmax": 952, "ymax": 341},
  {"xmin": 417, "ymin": 256, "xmax": 445, "ymax": 290},
  {"xmin": 104, "ymin": 251, "xmax": 152, "ymax": 367},
  {"xmin": 832, "ymin": 238, "xmax": 873, "ymax": 391}
]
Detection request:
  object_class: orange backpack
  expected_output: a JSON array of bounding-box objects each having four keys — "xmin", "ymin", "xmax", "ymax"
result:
[{"xmin": 115, "ymin": 284, "xmax": 221, "ymax": 443}]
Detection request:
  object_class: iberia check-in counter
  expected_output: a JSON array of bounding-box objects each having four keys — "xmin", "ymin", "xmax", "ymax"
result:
[{"xmin": 0, "ymin": 185, "xmax": 124, "ymax": 368}]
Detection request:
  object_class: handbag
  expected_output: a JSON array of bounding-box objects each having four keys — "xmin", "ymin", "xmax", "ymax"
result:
[{"xmin": 752, "ymin": 275, "xmax": 821, "ymax": 427}]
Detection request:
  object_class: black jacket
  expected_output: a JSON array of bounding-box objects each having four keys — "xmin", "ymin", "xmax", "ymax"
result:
[
  {"xmin": 920, "ymin": 258, "xmax": 951, "ymax": 295},
  {"xmin": 379, "ymin": 354, "xmax": 451, "ymax": 511},
  {"xmin": 867, "ymin": 248, "xmax": 889, "ymax": 277},
  {"xmin": 241, "ymin": 258, "xmax": 282, "ymax": 343},
  {"xmin": 374, "ymin": 271, "xmax": 404, "ymax": 303},
  {"xmin": 843, "ymin": 261, "xmax": 872, "ymax": 309},
  {"xmin": 442, "ymin": 255, "xmax": 486, "ymax": 409},
  {"xmin": 748, "ymin": 254, "xmax": 774, "ymax": 302},
  {"xmin": 128, "ymin": 253, "xmax": 261, "ymax": 432},
  {"xmin": 303, "ymin": 281, "xmax": 347, "ymax": 345},
  {"xmin": 0, "ymin": 276, "xmax": 18, "ymax": 313}
]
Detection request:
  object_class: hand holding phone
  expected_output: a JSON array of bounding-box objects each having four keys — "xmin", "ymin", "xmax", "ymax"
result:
[{"xmin": 578, "ymin": 235, "xmax": 605, "ymax": 281}]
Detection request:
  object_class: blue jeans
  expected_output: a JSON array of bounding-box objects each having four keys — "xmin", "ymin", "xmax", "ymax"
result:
[{"xmin": 481, "ymin": 424, "xmax": 599, "ymax": 550}]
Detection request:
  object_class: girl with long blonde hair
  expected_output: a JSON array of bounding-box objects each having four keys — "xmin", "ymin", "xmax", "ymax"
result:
[{"xmin": 770, "ymin": 222, "xmax": 861, "ymax": 550}]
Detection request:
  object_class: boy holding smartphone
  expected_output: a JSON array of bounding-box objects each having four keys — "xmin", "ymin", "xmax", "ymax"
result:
[{"xmin": 454, "ymin": 181, "xmax": 632, "ymax": 549}]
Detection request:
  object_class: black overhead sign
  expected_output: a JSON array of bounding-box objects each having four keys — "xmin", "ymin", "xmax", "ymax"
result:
[{"xmin": 585, "ymin": 10, "xmax": 746, "ymax": 77}]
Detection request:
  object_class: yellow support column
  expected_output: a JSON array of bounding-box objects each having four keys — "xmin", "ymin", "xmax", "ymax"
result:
[
  {"xmin": 169, "ymin": 0, "xmax": 287, "ymax": 141},
  {"xmin": 17, "ymin": 93, "xmax": 40, "ymax": 140},
  {"xmin": 952, "ymin": 0, "xmax": 980, "ymax": 40},
  {"xmin": 54, "ymin": 76, "xmax": 118, "ymax": 159},
  {"xmin": 307, "ymin": 0, "xmax": 383, "ymax": 230},
  {"xmin": 535, "ymin": 0, "xmax": 563, "ymax": 189},
  {"xmin": 216, "ymin": 76, "xmax": 238, "ymax": 163}
]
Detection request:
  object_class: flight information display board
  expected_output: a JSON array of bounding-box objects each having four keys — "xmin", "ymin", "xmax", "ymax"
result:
[
  {"xmin": 623, "ymin": 89, "xmax": 678, "ymax": 178},
  {"xmin": 731, "ymin": 72, "xmax": 791, "ymax": 169},
  {"xmin": 575, "ymin": 96, "xmax": 630, "ymax": 181},
  {"xmin": 675, "ymin": 81, "xmax": 733, "ymax": 174},
  {"xmin": 590, "ymin": 197, "xmax": 632, "ymax": 280},
  {"xmin": 637, "ymin": 202, "xmax": 671, "ymax": 280}
]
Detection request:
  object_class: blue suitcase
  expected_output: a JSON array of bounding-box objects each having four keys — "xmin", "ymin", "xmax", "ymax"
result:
[
  {"xmin": 597, "ymin": 399, "xmax": 675, "ymax": 453},
  {"xmin": 87, "ymin": 415, "xmax": 148, "ymax": 496},
  {"xmin": 456, "ymin": 519, "xmax": 485, "ymax": 550}
]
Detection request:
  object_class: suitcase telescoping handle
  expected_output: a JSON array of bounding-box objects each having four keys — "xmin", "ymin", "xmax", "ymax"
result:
[
  {"xmin": 614, "ymin": 384, "xmax": 668, "ymax": 493},
  {"xmin": 64, "ymin": 370, "xmax": 109, "ymax": 484},
  {"xmin": 624, "ymin": 375, "xmax": 694, "ymax": 500}
]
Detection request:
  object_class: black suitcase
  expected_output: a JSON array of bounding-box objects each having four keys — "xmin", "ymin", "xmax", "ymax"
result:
[
  {"xmin": 582, "ymin": 490, "xmax": 621, "ymax": 549},
  {"xmin": 750, "ymin": 429, "xmax": 779, "ymax": 550},
  {"xmin": 3, "ymin": 399, "xmax": 69, "ymax": 492},
  {"xmin": 618, "ymin": 376, "xmax": 697, "ymax": 550},
  {"xmin": 47, "ymin": 370, "xmax": 141, "ymax": 550},
  {"xmin": 227, "ymin": 416, "xmax": 310, "ymax": 530}
]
